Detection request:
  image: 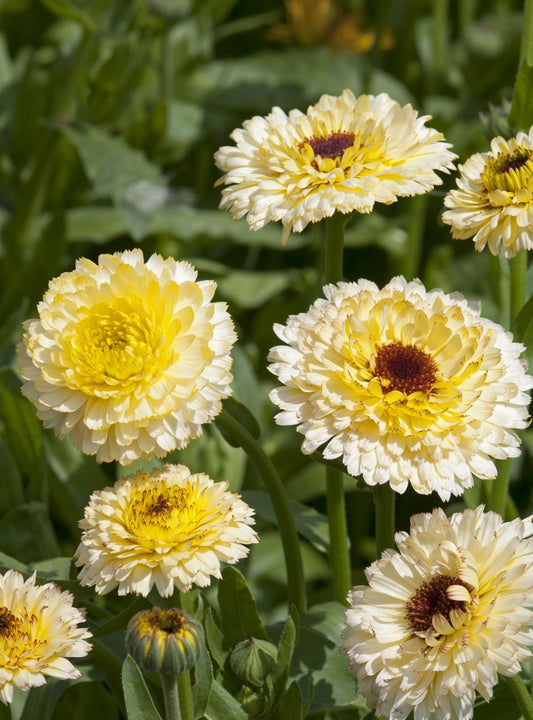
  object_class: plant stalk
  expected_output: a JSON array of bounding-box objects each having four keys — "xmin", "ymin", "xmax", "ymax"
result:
[
  {"xmin": 373, "ymin": 484, "xmax": 396, "ymax": 557},
  {"xmin": 507, "ymin": 673, "xmax": 533, "ymax": 720},
  {"xmin": 160, "ymin": 674, "xmax": 182, "ymax": 720}
]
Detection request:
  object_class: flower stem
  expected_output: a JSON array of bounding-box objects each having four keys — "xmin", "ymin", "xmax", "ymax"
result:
[
  {"xmin": 326, "ymin": 466, "xmax": 352, "ymax": 604},
  {"xmin": 507, "ymin": 673, "xmax": 533, "ymax": 720},
  {"xmin": 323, "ymin": 214, "xmax": 353, "ymax": 604},
  {"xmin": 510, "ymin": 250, "xmax": 528, "ymax": 323},
  {"xmin": 215, "ymin": 409, "xmax": 306, "ymax": 614},
  {"xmin": 373, "ymin": 484, "xmax": 396, "ymax": 556},
  {"xmin": 177, "ymin": 672, "xmax": 194, "ymax": 720},
  {"xmin": 161, "ymin": 674, "xmax": 182, "ymax": 720},
  {"xmin": 490, "ymin": 458, "xmax": 511, "ymax": 518}
]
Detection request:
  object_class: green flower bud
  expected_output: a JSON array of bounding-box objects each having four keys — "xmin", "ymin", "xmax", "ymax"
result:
[
  {"xmin": 126, "ymin": 607, "xmax": 203, "ymax": 675},
  {"xmin": 229, "ymin": 637, "xmax": 278, "ymax": 687}
]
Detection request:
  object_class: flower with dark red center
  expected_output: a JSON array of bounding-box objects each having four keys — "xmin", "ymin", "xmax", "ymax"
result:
[
  {"xmin": 268, "ymin": 275, "xmax": 532, "ymax": 499},
  {"xmin": 215, "ymin": 89, "xmax": 455, "ymax": 244},
  {"xmin": 443, "ymin": 128, "xmax": 533, "ymax": 257},
  {"xmin": 341, "ymin": 506, "xmax": 533, "ymax": 720}
]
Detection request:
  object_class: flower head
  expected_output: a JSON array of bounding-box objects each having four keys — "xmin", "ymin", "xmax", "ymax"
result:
[
  {"xmin": 0, "ymin": 570, "xmax": 91, "ymax": 705},
  {"xmin": 341, "ymin": 506, "xmax": 533, "ymax": 720},
  {"xmin": 17, "ymin": 250, "xmax": 236, "ymax": 464},
  {"xmin": 442, "ymin": 128, "xmax": 533, "ymax": 257},
  {"xmin": 215, "ymin": 89, "xmax": 455, "ymax": 243},
  {"xmin": 268, "ymin": 276, "xmax": 532, "ymax": 499},
  {"xmin": 75, "ymin": 463, "xmax": 258, "ymax": 597},
  {"xmin": 126, "ymin": 607, "xmax": 203, "ymax": 675}
]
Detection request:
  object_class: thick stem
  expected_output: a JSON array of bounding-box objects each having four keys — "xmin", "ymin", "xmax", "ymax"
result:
[
  {"xmin": 326, "ymin": 466, "xmax": 352, "ymax": 604},
  {"xmin": 396, "ymin": 195, "xmax": 428, "ymax": 280},
  {"xmin": 215, "ymin": 409, "xmax": 306, "ymax": 614},
  {"xmin": 510, "ymin": 251, "xmax": 528, "ymax": 323},
  {"xmin": 177, "ymin": 672, "xmax": 194, "ymax": 720},
  {"xmin": 507, "ymin": 673, "xmax": 533, "ymax": 720},
  {"xmin": 373, "ymin": 484, "xmax": 396, "ymax": 557},
  {"xmin": 160, "ymin": 674, "xmax": 182, "ymax": 720},
  {"xmin": 324, "ymin": 213, "xmax": 346, "ymax": 284},
  {"xmin": 490, "ymin": 459, "xmax": 511, "ymax": 519}
]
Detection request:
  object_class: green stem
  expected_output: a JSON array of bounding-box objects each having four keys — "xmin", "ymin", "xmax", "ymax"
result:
[
  {"xmin": 373, "ymin": 484, "xmax": 396, "ymax": 557},
  {"xmin": 323, "ymin": 214, "xmax": 352, "ymax": 603},
  {"xmin": 326, "ymin": 467, "xmax": 352, "ymax": 604},
  {"xmin": 324, "ymin": 213, "xmax": 346, "ymax": 284},
  {"xmin": 489, "ymin": 253, "xmax": 510, "ymax": 326},
  {"xmin": 215, "ymin": 409, "xmax": 306, "ymax": 614},
  {"xmin": 490, "ymin": 458, "xmax": 511, "ymax": 519},
  {"xmin": 507, "ymin": 673, "xmax": 533, "ymax": 720},
  {"xmin": 510, "ymin": 251, "xmax": 528, "ymax": 323},
  {"xmin": 177, "ymin": 672, "xmax": 194, "ymax": 720},
  {"xmin": 396, "ymin": 195, "xmax": 428, "ymax": 280},
  {"xmin": 161, "ymin": 674, "xmax": 182, "ymax": 720},
  {"xmin": 521, "ymin": 0, "xmax": 533, "ymax": 65}
]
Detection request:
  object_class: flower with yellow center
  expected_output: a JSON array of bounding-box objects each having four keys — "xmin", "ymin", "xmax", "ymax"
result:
[
  {"xmin": 0, "ymin": 570, "xmax": 91, "ymax": 705},
  {"xmin": 215, "ymin": 89, "xmax": 455, "ymax": 244},
  {"xmin": 268, "ymin": 276, "xmax": 532, "ymax": 499},
  {"xmin": 17, "ymin": 250, "xmax": 236, "ymax": 464},
  {"xmin": 75, "ymin": 463, "xmax": 259, "ymax": 597},
  {"xmin": 442, "ymin": 128, "xmax": 533, "ymax": 257},
  {"xmin": 341, "ymin": 506, "xmax": 533, "ymax": 720}
]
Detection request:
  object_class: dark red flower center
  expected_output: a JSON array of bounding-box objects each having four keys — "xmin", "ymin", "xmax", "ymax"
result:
[
  {"xmin": 305, "ymin": 132, "xmax": 355, "ymax": 159},
  {"xmin": 374, "ymin": 342, "xmax": 437, "ymax": 395},
  {"xmin": 405, "ymin": 574, "xmax": 470, "ymax": 634}
]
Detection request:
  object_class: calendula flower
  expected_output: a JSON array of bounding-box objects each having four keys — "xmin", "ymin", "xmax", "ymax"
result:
[
  {"xmin": 442, "ymin": 128, "xmax": 533, "ymax": 257},
  {"xmin": 215, "ymin": 89, "xmax": 455, "ymax": 244},
  {"xmin": 0, "ymin": 570, "xmax": 91, "ymax": 705},
  {"xmin": 268, "ymin": 276, "xmax": 532, "ymax": 499},
  {"xmin": 126, "ymin": 608, "xmax": 203, "ymax": 675},
  {"xmin": 17, "ymin": 250, "xmax": 236, "ymax": 464},
  {"xmin": 341, "ymin": 506, "xmax": 533, "ymax": 720},
  {"xmin": 75, "ymin": 463, "xmax": 258, "ymax": 597}
]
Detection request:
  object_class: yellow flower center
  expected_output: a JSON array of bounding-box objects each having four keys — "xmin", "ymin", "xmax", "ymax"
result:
[
  {"xmin": 125, "ymin": 477, "xmax": 226, "ymax": 547},
  {"xmin": 374, "ymin": 342, "xmax": 437, "ymax": 395},
  {"xmin": 0, "ymin": 607, "xmax": 46, "ymax": 672},
  {"xmin": 482, "ymin": 146, "xmax": 533, "ymax": 193},
  {"xmin": 66, "ymin": 297, "xmax": 178, "ymax": 396},
  {"xmin": 405, "ymin": 574, "xmax": 472, "ymax": 638}
]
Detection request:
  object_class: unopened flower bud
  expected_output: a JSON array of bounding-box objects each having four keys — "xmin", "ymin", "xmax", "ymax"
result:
[
  {"xmin": 126, "ymin": 607, "xmax": 203, "ymax": 675},
  {"xmin": 229, "ymin": 637, "xmax": 277, "ymax": 687}
]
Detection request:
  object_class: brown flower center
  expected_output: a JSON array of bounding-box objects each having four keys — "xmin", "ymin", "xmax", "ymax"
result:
[
  {"xmin": 305, "ymin": 132, "xmax": 355, "ymax": 159},
  {"xmin": 374, "ymin": 342, "xmax": 437, "ymax": 395},
  {"xmin": 150, "ymin": 608, "xmax": 185, "ymax": 635},
  {"xmin": 405, "ymin": 574, "xmax": 469, "ymax": 634},
  {"xmin": 0, "ymin": 607, "xmax": 19, "ymax": 638}
]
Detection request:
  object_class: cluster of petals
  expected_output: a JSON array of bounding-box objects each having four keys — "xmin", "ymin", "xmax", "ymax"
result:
[
  {"xmin": 0, "ymin": 570, "xmax": 91, "ymax": 705},
  {"xmin": 341, "ymin": 506, "xmax": 533, "ymax": 720},
  {"xmin": 215, "ymin": 89, "xmax": 455, "ymax": 243},
  {"xmin": 75, "ymin": 463, "xmax": 258, "ymax": 597},
  {"xmin": 17, "ymin": 249, "xmax": 236, "ymax": 464},
  {"xmin": 268, "ymin": 276, "xmax": 532, "ymax": 499},
  {"xmin": 443, "ymin": 127, "xmax": 533, "ymax": 257}
]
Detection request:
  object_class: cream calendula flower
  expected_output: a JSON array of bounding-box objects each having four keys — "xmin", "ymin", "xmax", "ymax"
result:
[
  {"xmin": 0, "ymin": 570, "xmax": 91, "ymax": 705},
  {"xmin": 75, "ymin": 463, "xmax": 259, "ymax": 597},
  {"xmin": 17, "ymin": 250, "xmax": 236, "ymax": 464},
  {"xmin": 215, "ymin": 89, "xmax": 455, "ymax": 243},
  {"xmin": 341, "ymin": 506, "xmax": 533, "ymax": 720},
  {"xmin": 268, "ymin": 276, "xmax": 532, "ymax": 500},
  {"xmin": 442, "ymin": 128, "xmax": 533, "ymax": 257}
]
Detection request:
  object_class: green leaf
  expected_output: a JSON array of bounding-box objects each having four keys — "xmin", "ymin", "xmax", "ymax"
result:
[
  {"xmin": 39, "ymin": 0, "xmax": 97, "ymax": 30},
  {"xmin": 203, "ymin": 680, "xmax": 248, "ymax": 720},
  {"xmin": 93, "ymin": 596, "xmax": 148, "ymax": 638},
  {"xmin": 218, "ymin": 269, "xmax": 294, "ymax": 309},
  {"xmin": 510, "ymin": 60, "xmax": 533, "ymax": 132},
  {"xmin": 29, "ymin": 556, "xmax": 73, "ymax": 581},
  {"xmin": 512, "ymin": 291, "xmax": 533, "ymax": 350},
  {"xmin": 0, "ymin": 438, "xmax": 24, "ymax": 514},
  {"xmin": 218, "ymin": 397, "xmax": 261, "ymax": 447},
  {"xmin": 193, "ymin": 638, "xmax": 214, "ymax": 719},
  {"xmin": 0, "ymin": 369, "xmax": 46, "ymax": 500},
  {"xmin": 243, "ymin": 490, "xmax": 329, "ymax": 552},
  {"xmin": 204, "ymin": 608, "xmax": 230, "ymax": 671},
  {"xmin": 279, "ymin": 681, "xmax": 303, "ymax": 720},
  {"xmin": 218, "ymin": 567, "xmax": 267, "ymax": 647},
  {"xmin": 122, "ymin": 656, "xmax": 163, "ymax": 720},
  {"xmin": 271, "ymin": 612, "xmax": 297, "ymax": 701},
  {"xmin": 0, "ymin": 502, "xmax": 60, "ymax": 562}
]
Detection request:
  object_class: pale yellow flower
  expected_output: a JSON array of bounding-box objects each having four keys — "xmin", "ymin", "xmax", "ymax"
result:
[
  {"xmin": 268, "ymin": 276, "xmax": 532, "ymax": 500},
  {"xmin": 341, "ymin": 506, "xmax": 533, "ymax": 720},
  {"xmin": 0, "ymin": 570, "xmax": 91, "ymax": 705},
  {"xmin": 443, "ymin": 128, "xmax": 533, "ymax": 257},
  {"xmin": 17, "ymin": 250, "xmax": 236, "ymax": 464},
  {"xmin": 75, "ymin": 463, "xmax": 259, "ymax": 597},
  {"xmin": 215, "ymin": 89, "xmax": 455, "ymax": 243}
]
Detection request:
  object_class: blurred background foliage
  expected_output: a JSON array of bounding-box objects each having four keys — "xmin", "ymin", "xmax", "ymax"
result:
[{"xmin": 0, "ymin": 0, "xmax": 532, "ymax": 717}]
